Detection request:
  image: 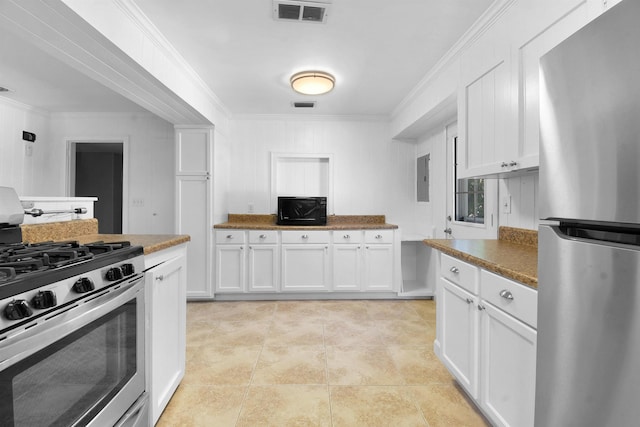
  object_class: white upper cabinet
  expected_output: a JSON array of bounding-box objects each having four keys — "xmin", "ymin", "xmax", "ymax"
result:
[
  {"xmin": 458, "ymin": 16, "xmax": 517, "ymax": 178},
  {"xmin": 456, "ymin": 0, "xmax": 595, "ymax": 178},
  {"xmin": 512, "ymin": 0, "xmax": 590, "ymax": 173}
]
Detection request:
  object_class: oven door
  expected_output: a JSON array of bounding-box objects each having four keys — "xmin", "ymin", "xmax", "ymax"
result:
[{"xmin": 0, "ymin": 276, "xmax": 146, "ymax": 427}]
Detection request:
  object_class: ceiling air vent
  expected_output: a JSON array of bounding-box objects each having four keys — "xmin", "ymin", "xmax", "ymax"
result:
[
  {"xmin": 273, "ymin": 0, "xmax": 330, "ymax": 23},
  {"xmin": 292, "ymin": 101, "xmax": 316, "ymax": 108}
]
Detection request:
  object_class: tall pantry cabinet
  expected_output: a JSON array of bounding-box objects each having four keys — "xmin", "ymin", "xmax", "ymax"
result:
[{"xmin": 175, "ymin": 126, "xmax": 214, "ymax": 299}]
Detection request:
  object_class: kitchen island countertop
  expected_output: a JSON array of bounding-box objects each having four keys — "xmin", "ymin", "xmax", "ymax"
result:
[
  {"xmin": 21, "ymin": 219, "xmax": 190, "ymax": 255},
  {"xmin": 423, "ymin": 226, "xmax": 538, "ymax": 288},
  {"xmin": 73, "ymin": 234, "xmax": 190, "ymax": 255}
]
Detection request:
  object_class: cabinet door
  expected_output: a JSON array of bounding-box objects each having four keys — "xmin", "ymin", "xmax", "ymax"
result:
[
  {"xmin": 332, "ymin": 244, "xmax": 362, "ymax": 291},
  {"xmin": 515, "ymin": 0, "xmax": 589, "ymax": 170},
  {"xmin": 176, "ymin": 176, "xmax": 212, "ymax": 298},
  {"xmin": 459, "ymin": 58, "xmax": 515, "ymax": 178},
  {"xmin": 281, "ymin": 244, "xmax": 330, "ymax": 291},
  {"xmin": 215, "ymin": 244, "xmax": 245, "ymax": 292},
  {"xmin": 248, "ymin": 244, "xmax": 279, "ymax": 292},
  {"xmin": 363, "ymin": 244, "xmax": 394, "ymax": 291},
  {"xmin": 480, "ymin": 302, "xmax": 537, "ymax": 427},
  {"xmin": 175, "ymin": 126, "xmax": 212, "ymax": 175},
  {"xmin": 147, "ymin": 254, "xmax": 187, "ymax": 425},
  {"xmin": 440, "ymin": 278, "xmax": 479, "ymax": 399}
]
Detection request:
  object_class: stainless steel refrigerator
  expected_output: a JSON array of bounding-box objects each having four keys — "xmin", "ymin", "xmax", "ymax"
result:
[{"xmin": 536, "ymin": 0, "xmax": 640, "ymax": 425}]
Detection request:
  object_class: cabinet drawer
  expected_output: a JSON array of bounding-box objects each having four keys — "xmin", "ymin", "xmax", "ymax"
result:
[
  {"xmin": 364, "ymin": 230, "xmax": 393, "ymax": 244},
  {"xmin": 281, "ymin": 230, "xmax": 330, "ymax": 244},
  {"xmin": 215, "ymin": 230, "xmax": 246, "ymax": 244},
  {"xmin": 334, "ymin": 231, "xmax": 363, "ymax": 244},
  {"xmin": 481, "ymin": 270, "xmax": 537, "ymax": 328},
  {"xmin": 249, "ymin": 230, "xmax": 278, "ymax": 244},
  {"xmin": 441, "ymin": 254, "xmax": 478, "ymax": 294}
]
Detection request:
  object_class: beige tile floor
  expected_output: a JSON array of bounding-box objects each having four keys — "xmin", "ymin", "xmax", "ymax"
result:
[{"xmin": 157, "ymin": 299, "xmax": 490, "ymax": 427}]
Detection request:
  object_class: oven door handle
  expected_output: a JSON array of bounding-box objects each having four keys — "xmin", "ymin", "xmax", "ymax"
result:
[{"xmin": 0, "ymin": 276, "xmax": 144, "ymax": 369}]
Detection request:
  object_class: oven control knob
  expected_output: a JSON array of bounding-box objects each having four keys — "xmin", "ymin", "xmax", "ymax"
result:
[
  {"xmin": 121, "ymin": 263, "xmax": 135, "ymax": 276},
  {"xmin": 106, "ymin": 267, "xmax": 124, "ymax": 281},
  {"xmin": 4, "ymin": 300, "xmax": 33, "ymax": 320},
  {"xmin": 73, "ymin": 277, "xmax": 95, "ymax": 293},
  {"xmin": 32, "ymin": 290, "xmax": 57, "ymax": 309}
]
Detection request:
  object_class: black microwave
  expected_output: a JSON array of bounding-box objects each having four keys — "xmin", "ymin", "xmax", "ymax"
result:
[{"xmin": 277, "ymin": 197, "xmax": 327, "ymax": 226}]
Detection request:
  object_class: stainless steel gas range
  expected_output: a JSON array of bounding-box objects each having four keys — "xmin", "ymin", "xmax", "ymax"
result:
[{"xmin": 0, "ymin": 187, "xmax": 148, "ymax": 427}]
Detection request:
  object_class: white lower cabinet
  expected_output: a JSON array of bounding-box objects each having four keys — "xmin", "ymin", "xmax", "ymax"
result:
[
  {"xmin": 281, "ymin": 244, "xmax": 330, "ymax": 291},
  {"xmin": 363, "ymin": 244, "xmax": 394, "ymax": 291},
  {"xmin": 363, "ymin": 230, "xmax": 395, "ymax": 291},
  {"xmin": 436, "ymin": 254, "xmax": 537, "ymax": 427},
  {"xmin": 332, "ymin": 243, "xmax": 362, "ymax": 291},
  {"xmin": 479, "ymin": 301, "xmax": 537, "ymax": 427},
  {"xmin": 214, "ymin": 230, "xmax": 246, "ymax": 293},
  {"xmin": 440, "ymin": 277, "xmax": 479, "ymax": 398},
  {"xmin": 213, "ymin": 228, "xmax": 398, "ymax": 295},
  {"xmin": 144, "ymin": 244, "xmax": 187, "ymax": 425}
]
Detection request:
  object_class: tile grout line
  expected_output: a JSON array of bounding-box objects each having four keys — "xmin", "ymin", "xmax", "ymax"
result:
[{"xmin": 233, "ymin": 309, "xmax": 273, "ymax": 426}]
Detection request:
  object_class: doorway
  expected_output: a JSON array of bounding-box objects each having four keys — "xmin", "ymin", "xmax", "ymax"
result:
[
  {"xmin": 444, "ymin": 124, "xmax": 497, "ymax": 239},
  {"xmin": 68, "ymin": 141, "xmax": 126, "ymax": 234}
]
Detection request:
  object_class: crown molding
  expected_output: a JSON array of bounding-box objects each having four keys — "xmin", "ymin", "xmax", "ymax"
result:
[
  {"xmin": 231, "ymin": 113, "xmax": 390, "ymax": 123},
  {"xmin": 0, "ymin": 96, "xmax": 50, "ymax": 117}
]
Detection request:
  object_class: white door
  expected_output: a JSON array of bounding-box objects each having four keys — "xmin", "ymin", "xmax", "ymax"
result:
[{"xmin": 444, "ymin": 124, "xmax": 498, "ymax": 239}]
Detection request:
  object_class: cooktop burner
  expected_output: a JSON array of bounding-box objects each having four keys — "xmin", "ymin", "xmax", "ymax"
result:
[{"xmin": 0, "ymin": 241, "xmax": 143, "ymax": 300}]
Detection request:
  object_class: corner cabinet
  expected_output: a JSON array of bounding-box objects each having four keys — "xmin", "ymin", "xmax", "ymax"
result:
[
  {"xmin": 436, "ymin": 253, "xmax": 537, "ymax": 427},
  {"xmin": 144, "ymin": 244, "xmax": 187, "ymax": 425},
  {"xmin": 175, "ymin": 126, "xmax": 214, "ymax": 299},
  {"xmin": 213, "ymin": 228, "xmax": 399, "ymax": 297}
]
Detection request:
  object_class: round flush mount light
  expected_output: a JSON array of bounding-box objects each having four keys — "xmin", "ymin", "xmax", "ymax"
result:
[{"xmin": 290, "ymin": 71, "xmax": 335, "ymax": 95}]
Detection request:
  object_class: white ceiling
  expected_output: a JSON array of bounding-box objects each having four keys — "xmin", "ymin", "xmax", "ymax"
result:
[{"xmin": 0, "ymin": 0, "xmax": 494, "ymax": 117}]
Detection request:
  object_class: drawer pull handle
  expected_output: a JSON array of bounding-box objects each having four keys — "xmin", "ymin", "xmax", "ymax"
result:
[
  {"xmin": 344, "ymin": 234, "xmax": 350, "ymax": 239},
  {"xmin": 500, "ymin": 290, "xmax": 514, "ymax": 300},
  {"xmin": 375, "ymin": 234, "xmax": 383, "ymax": 239},
  {"xmin": 478, "ymin": 304, "xmax": 486, "ymax": 311},
  {"xmin": 226, "ymin": 235, "xmax": 233, "ymax": 239},
  {"xmin": 465, "ymin": 298, "xmax": 473, "ymax": 305},
  {"xmin": 259, "ymin": 234, "xmax": 266, "ymax": 239},
  {"xmin": 155, "ymin": 275, "xmax": 164, "ymax": 281},
  {"xmin": 302, "ymin": 235, "xmax": 309, "ymax": 239},
  {"xmin": 449, "ymin": 266, "xmax": 460, "ymax": 274}
]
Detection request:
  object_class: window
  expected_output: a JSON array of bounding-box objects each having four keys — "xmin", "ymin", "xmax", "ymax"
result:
[{"xmin": 454, "ymin": 137, "xmax": 485, "ymax": 224}]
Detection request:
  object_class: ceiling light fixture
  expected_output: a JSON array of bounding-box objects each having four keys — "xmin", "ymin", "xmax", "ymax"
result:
[{"xmin": 290, "ymin": 71, "xmax": 335, "ymax": 95}]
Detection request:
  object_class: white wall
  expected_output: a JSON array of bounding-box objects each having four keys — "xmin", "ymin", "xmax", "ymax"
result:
[
  {"xmin": 0, "ymin": 99, "xmax": 50, "ymax": 196},
  {"xmin": 413, "ymin": 123, "xmax": 539, "ymax": 235},
  {"xmin": 228, "ymin": 117, "xmax": 416, "ymax": 229},
  {"xmin": 414, "ymin": 128, "xmax": 448, "ymax": 238},
  {"xmin": 46, "ymin": 112, "xmax": 175, "ymax": 233},
  {"xmin": 499, "ymin": 174, "xmax": 539, "ymax": 230}
]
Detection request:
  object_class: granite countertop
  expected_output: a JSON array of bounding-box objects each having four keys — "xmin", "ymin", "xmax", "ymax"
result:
[
  {"xmin": 73, "ymin": 234, "xmax": 190, "ymax": 255},
  {"xmin": 215, "ymin": 214, "xmax": 398, "ymax": 230},
  {"xmin": 423, "ymin": 226, "xmax": 538, "ymax": 288},
  {"xmin": 21, "ymin": 219, "xmax": 190, "ymax": 255}
]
